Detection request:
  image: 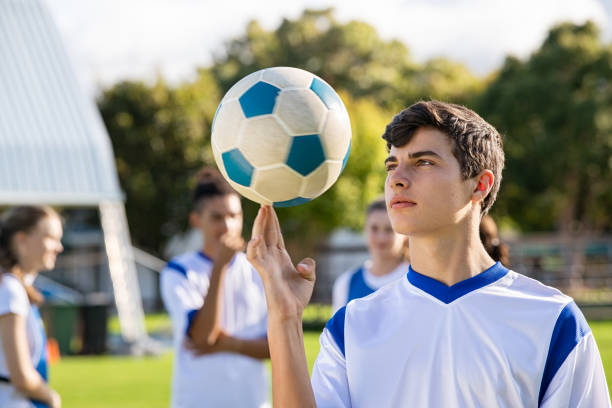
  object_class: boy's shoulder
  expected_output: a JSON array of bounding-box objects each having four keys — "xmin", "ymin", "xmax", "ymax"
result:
[{"xmin": 500, "ymin": 270, "xmax": 573, "ymax": 306}]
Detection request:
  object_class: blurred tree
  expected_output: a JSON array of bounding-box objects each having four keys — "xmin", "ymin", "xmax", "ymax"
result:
[
  {"xmin": 98, "ymin": 72, "xmax": 221, "ymax": 254},
  {"xmin": 479, "ymin": 21, "xmax": 611, "ymax": 234},
  {"xmin": 98, "ymin": 8, "xmax": 482, "ymax": 256}
]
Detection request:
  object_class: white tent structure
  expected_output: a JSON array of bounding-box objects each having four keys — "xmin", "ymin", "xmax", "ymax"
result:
[{"xmin": 0, "ymin": 0, "xmax": 148, "ymax": 347}]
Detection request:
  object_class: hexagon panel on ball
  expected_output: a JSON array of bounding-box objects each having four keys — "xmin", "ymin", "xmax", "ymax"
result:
[
  {"xmin": 276, "ymin": 89, "xmax": 327, "ymax": 135},
  {"xmin": 251, "ymin": 165, "xmax": 304, "ymax": 203},
  {"xmin": 262, "ymin": 67, "xmax": 313, "ymax": 89},
  {"xmin": 319, "ymin": 108, "xmax": 352, "ymax": 161},
  {"xmin": 211, "ymin": 99, "xmax": 245, "ymax": 152},
  {"xmin": 301, "ymin": 160, "xmax": 343, "ymax": 199},
  {"xmin": 238, "ymin": 116, "xmax": 291, "ymax": 167}
]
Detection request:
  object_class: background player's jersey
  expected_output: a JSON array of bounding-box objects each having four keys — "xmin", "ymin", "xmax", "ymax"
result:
[
  {"xmin": 160, "ymin": 251, "xmax": 269, "ymax": 408},
  {"xmin": 313, "ymin": 262, "xmax": 610, "ymax": 407},
  {"xmin": 331, "ymin": 261, "xmax": 408, "ymax": 313},
  {"xmin": 0, "ymin": 274, "xmax": 48, "ymax": 408}
]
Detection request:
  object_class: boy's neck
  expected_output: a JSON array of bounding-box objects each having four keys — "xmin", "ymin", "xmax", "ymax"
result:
[{"xmin": 408, "ymin": 220, "xmax": 495, "ymax": 287}]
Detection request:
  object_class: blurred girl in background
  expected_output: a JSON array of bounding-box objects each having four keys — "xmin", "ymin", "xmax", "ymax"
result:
[{"xmin": 0, "ymin": 206, "xmax": 63, "ymax": 408}]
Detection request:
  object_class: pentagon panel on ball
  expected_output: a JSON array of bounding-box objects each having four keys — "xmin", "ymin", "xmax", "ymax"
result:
[{"xmin": 211, "ymin": 66, "xmax": 352, "ymax": 207}]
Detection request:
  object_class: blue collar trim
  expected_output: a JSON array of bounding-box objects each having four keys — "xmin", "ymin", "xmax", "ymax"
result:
[
  {"xmin": 197, "ymin": 251, "xmax": 213, "ymax": 263},
  {"xmin": 407, "ymin": 262, "xmax": 509, "ymax": 304}
]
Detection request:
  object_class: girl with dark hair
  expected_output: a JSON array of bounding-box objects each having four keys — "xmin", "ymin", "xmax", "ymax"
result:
[
  {"xmin": 0, "ymin": 206, "xmax": 63, "ymax": 408},
  {"xmin": 160, "ymin": 168, "xmax": 270, "ymax": 408},
  {"xmin": 331, "ymin": 198, "xmax": 408, "ymax": 313}
]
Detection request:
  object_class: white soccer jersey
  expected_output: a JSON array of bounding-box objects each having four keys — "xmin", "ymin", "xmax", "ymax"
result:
[
  {"xmin": 160, "ymin": 251, "xmax": 269, "ymax": 408},
  {"xmin": 312, "ymin": 262, "xmax": 610, "ymax": 407},
  {"xmin": 332, "ymin": 261, "xmax": 409, "ymax": 313},
  {"xmin": 0, "ymin": 274, "xmax": 48, "ymax": 408}
]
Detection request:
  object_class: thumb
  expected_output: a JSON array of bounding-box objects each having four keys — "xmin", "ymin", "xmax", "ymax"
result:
[{"xmin": 296, "ymin": 257, "xmax": 316, "ymax": 282}]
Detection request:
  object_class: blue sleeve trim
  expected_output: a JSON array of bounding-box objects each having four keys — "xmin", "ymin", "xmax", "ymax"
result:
[
  {"xmin": 538, "ymin": 301, "xmax": 591, "ymax": 405},
  {"xmin": 325, "ymin": 306, "xmax": 346, "ymax": 357},
  {"xmin": 166, "ymin": 261, "xmax": 188, "ymax": 277},
  {"xmin": 185, "ymin": 309, "xmax": 198, "ymax": 337}
]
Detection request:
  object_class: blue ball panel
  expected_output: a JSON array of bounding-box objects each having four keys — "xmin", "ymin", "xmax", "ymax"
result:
[
  {"xmin": 286, "ymin": 134, "xmax": 326, "ymax": 176},
  {"xmin": 341, "ymin": 139, "xmax": 351, "ymax": 172},
  {"xmin": 239, "ymin": 81, "xmax": 281, "ymax": 118},
  {"xmin": 274, "ymin": 197, "xmax": 311, "ymax": 207},
  {"xmin": 222, "ymin": 149, "xmax": 254, "ymax": 187},
  {"xmin": 310, "ymin": 77, "xmax": 342, "ymax": 111}
]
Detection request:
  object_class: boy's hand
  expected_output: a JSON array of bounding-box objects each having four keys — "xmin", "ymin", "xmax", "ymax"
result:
[
  {"xmin": 213, "ymin": 233, "xmax": 245, "ymax": 268},
  {"xmin": 247, "ymin": 206, "xmax": 315, "ymax": 320}
]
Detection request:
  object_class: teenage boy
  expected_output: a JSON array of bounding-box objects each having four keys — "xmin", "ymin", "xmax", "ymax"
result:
[
  {"xmin": 246, "ymin": 101, "xmax": 610, "ymax": 407},
  {"xmin": 161, "ymin": 168, "xmax": 270, "ymax": 408}
]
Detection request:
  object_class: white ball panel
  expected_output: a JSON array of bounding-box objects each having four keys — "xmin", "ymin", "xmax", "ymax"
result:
[
  {"xmin": 301, "ymin": 160, "xmax": 343, "ymax": 199},
  {"xmin": 252, "ymin": 165, "xmax": 304, "ymax": 202},
  {"xmin": 320, "ymin": 108, "xmax": 352, "ymax": 160},
  {"xmin": 261, "ymin": 67, "xmax": 313, "ymax": 89},
  {"xmin": 221, "ymin": 70, "xmax": 263, "ymax": 103},
  {"xmin": 276, "ymin": 89, "xmax": 327, "ymax": 135},
  {"xmin": 239, "ymin": 116, "xmax": 291, "ymax": 167},
  {"xmin": 212, "ymin": 100, "xmax": 245, "ymax": 151}
]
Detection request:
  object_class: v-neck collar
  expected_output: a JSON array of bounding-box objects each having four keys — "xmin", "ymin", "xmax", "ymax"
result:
[
  {"xmin": 197, "ymin": 251, "xmax": 213, "ymax": 263},
  {"xmin": 407, "ymin": 262, "xmax": 509, "ymax": 304}
]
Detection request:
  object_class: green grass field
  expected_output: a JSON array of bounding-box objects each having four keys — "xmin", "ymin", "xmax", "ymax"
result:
[{"xmin": 49, "ymin": 316, "xmax": 612, "ymax": 407}]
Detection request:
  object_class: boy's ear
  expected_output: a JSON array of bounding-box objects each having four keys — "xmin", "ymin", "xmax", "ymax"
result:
[{"xmin": 471, "ymin": 170, "xmax": 494, "ymax": 204}]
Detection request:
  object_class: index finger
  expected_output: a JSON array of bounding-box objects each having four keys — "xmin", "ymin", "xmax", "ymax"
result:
[
  {"xmin": 251, "ymin": 206, "xmax": 265, "ymax": 242},
  {"xmin": 268, "ymin": 206, "xmax": 286, "ymax": 249}
]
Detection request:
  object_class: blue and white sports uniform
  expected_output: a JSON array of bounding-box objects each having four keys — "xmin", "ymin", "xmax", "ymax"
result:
[
  {"xmin": 0, "ymin": 274, "xmax": 48, "ymax": 408},
  {"xmin": 332, "ymin": 261, "xmax": 408, "ymax": 313},
  {"xmin": 313, "ymin": 262, "xmax": 610, "ymax": 407},
  {"xmin": 160, "ymin": 251, "xmax": 269, "ymax": 408}
]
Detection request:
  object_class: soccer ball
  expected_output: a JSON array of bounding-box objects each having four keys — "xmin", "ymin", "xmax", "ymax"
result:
[{"xmin": 211, "ymin": 67, "xmax": 351, "ymax": 207}]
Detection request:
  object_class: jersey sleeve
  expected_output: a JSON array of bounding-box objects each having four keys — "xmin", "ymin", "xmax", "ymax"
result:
[
  {"xmin": 160, "ymin": 266, "xmax": 204, "ymax": 342},
  {"xmin": 539, "ymin": 302, "xmax": 611, "ymax": 407},
  {"xmin": 0, "ymin": 277, "xmax": 29, "ymax": 317},
  {"xmin": 331, "ymin": 271, "xmax": 351, "ymax": 314},
  {"xmin": 311, "ymin": 306, "xmax": 351, "ymax": 407}
]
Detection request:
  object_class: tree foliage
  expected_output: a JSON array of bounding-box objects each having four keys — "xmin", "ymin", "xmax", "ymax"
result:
[
  {"xmin": 97, "ymin": 11, "xmax": 609, "ymax": 257},
  {"xmin": 478, "ymin": 21, "xmax": 612, "ymax": 233}
]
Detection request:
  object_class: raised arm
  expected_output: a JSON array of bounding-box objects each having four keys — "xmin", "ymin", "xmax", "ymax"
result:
[
  {"xmin": 187, "ymin": 234, "xmax": 244, "ymax": 348},
  {"xmin": 247, "ymin": 206, "xmax": 316, "ymax": 407}
]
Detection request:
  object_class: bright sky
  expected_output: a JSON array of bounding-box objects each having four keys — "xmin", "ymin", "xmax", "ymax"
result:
[{"xmin": 46, "ymin": 0, "xmax": 611, "ymax": 96}]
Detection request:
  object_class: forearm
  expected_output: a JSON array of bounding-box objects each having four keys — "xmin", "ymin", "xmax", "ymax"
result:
[
  {"xmin": 13, "ymin": 371, "xmax": 55, "ymax": 405},
  {"xmin": 189, "ymin": 263, "xmax": 226, "ymax": 345},
  {"xmin": 230, "ymin": 337, "xmax": 270, "ymax": 359},
  {"xmin": 268, "ymin": 315, "xmax": 316, "ymax": 407}
]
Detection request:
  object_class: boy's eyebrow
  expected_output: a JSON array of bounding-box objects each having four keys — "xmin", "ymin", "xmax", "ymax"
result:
[
  {"xmin": 408, "ymin": 150, "xmax": 442, "ymax": 159},
  {"xmin": 384, "ymin": 151, "xmax": 442, "ymax": 165},
  {"xmin": 384, "ymin": 155, "xmax": 397, "ymax": 165}
]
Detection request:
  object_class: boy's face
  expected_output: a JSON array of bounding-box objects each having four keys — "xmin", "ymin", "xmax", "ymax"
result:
[
  {"xmin": 384, "ymin": 127, "xmax": 476, "ymax": 236},
  {"xmin": 191, "ymin": 194, "xmax": 243, "ymax": 249}
]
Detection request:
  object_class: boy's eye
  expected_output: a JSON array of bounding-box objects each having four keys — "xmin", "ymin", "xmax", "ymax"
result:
[
  {"xmin": 385, "ymin": 163, "xmax": 397, "ymax": 172},
  {"xmin": 417, "ymin": 159, "xmax": 433, "ymax": 166}
]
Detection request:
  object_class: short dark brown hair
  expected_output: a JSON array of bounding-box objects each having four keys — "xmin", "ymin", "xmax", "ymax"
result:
[
  {"xmin": 192, "ymin": 167, "xmax": 237, "ymax": 212},
  {"xmin": 382, "ymin": 100, "xmax": 504, "ymax": 215}
]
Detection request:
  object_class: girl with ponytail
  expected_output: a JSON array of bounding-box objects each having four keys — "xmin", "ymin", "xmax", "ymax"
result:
[{"xmin": 0, "ymin": 206, "xmax": 63, "ymax": 408}]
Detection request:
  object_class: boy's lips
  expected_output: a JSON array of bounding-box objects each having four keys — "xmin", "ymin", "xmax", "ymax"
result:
[{"xmin": 390, "ymin": 196, "xmax": 417, "ymax": 209}]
